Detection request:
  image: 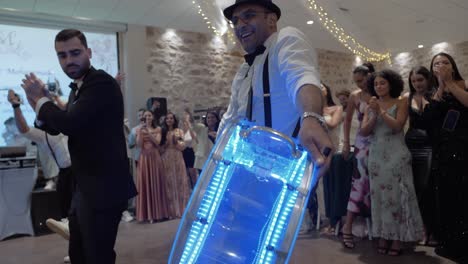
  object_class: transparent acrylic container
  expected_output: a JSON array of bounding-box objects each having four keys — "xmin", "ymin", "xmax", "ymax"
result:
[{"xmin": 169, "ymin": 120, "xmax": 318, "ymax": 264}]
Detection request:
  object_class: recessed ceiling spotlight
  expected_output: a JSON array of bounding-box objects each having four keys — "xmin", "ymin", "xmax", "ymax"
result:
[
  {"xmin": 307, "ymin": 20, "xmax": 314, "ymax": 25},
  {"xmin": 418, "ymin": 44, "xmax": 424, "ymax": 48}
]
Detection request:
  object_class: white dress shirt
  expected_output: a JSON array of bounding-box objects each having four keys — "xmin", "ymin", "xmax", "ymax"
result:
[
  {"xmin": 220, "ymin": 27, "xmax": 321, "ymax": 136},
  {"xmin": 22, "ymin": 127, "xmax": 71, "ymax": 169}
]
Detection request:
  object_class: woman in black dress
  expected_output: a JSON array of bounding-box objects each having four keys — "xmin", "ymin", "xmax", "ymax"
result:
[
  {"xmin": 403, "ymin": 66, "xmax": 435, "ymax": 245},
  {"xmin": 424, "ymin": 52, "xmax": 468, "ymax": 262}
]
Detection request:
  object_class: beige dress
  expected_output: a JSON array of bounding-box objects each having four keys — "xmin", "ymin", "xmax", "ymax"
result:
[
  {"xmin": 162, "ymin": 128, "xmax": 191, "ymax": 218},
  {"xmin": 136, "ymin": 127, "xmax": 169, "ymax": 221}
]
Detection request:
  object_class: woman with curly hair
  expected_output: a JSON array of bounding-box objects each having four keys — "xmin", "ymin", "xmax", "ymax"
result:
[{"xmin": 361, "ymin": 69, "xmax": 423, "ymax": 256}]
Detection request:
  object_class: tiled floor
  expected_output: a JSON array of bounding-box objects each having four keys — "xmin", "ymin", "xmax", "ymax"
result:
[{"xmin": 0, "ymin": 219, "xmax": 456, "ymax": 264}]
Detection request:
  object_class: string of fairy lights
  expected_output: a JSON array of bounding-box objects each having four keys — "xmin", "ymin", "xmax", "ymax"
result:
[
  {"xmin": 192, "ymin": 0, "xmax": 236, "ymax": 46},
  {"xmin": 192, "ymin": 0, "xmax": 222, "ymax": 36},
  {"xmin": 192, "ymin": 0, "xmax": 391, "ymax": 63},
  {"xmin": 305, "ymin": 0, "xmax": 391, "ymax": 63}
]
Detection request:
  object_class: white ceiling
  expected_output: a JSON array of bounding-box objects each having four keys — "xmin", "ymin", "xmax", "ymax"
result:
[{"xmin": 0, "ymin": 0, "xmax": 467, "ymax": 54}]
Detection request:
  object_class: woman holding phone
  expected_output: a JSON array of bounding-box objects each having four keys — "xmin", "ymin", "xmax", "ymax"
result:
[
  {"xmin": 423, "ymin": 53, "xmax": 468, "ymax": 262},
  {"xmin": 135, "ymin": 110, "xmax": 168, "ymax": 223}
]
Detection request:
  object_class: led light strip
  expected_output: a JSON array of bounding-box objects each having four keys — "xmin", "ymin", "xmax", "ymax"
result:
[
  {"xmin": 256, "ymin": 151, "xmax": 308, "ymax": 263},
  {"xmin": 179, "ymin": 125, "xmax": 242, "ymax": 263},
  {"xmin": 178, "ymin": 123, "xmax": 309, "ymax": 264}
]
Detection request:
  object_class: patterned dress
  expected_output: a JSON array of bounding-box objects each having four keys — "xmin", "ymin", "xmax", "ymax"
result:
[
  {"xmin": 347, "ymin": 101, "xmax": 372, "ymax": 215},
  {"xmin": 136, "ymin": 127, "xmax": 169, "ymax": 221},
  {"xmin": 162, "ymin": 128, "xmax": 191, "ymax": 218},
  {"xmin": 368, "ymin": 105, "xmax": 424, "ymax": 241}
]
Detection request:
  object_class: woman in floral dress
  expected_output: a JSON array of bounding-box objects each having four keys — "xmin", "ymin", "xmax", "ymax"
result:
[
  {"xmin": 361, "ymin": 70, "xmax": 423, "ymax": 255},
  {"xmin": 341, "ymin": 63, "xmax": 374, "ymax": 248}
]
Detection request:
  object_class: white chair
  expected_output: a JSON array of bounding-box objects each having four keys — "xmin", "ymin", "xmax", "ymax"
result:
[{"xmin": 0, "ymin": 166, "xmax": 37, "ymax": 240}]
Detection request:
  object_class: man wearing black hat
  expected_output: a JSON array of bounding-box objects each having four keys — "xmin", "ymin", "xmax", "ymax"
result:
[{"xmin": 220, "ymin": 0, "xmax": 333, "ymax": 173}]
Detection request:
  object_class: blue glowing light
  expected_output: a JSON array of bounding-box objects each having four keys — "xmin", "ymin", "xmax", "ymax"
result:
[{"xmin": 169, "ymin": 122, "xmax": 314, "ymax": 264}]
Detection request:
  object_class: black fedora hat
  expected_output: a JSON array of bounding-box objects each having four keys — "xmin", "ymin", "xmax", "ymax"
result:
[{"xmin": 223, "ymin": 0, "xmax": 281, "ymax": 21}]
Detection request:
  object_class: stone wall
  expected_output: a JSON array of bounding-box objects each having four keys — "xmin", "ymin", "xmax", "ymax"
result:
[
  {"xmin": 316, "ymin": 49, "xmax": 362, "ymax": 97},
  {"xmin": 389, "ymin": 41, "xmax": 468, "ymax": 88},
  {"xmin": 143, "ymin": 25, "xmax": 468, "ymax": 119},
  {"xmin": 145, "ymin": 27, "xmax": 243, "ymax": 119},
  {"xmin": 144, "ymin": 26, "xmax": 367, "ymax": 118}
]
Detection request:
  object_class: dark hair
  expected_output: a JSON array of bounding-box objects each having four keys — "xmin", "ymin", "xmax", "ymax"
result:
[
  {"xmin": 430, "ymin": 52, "xmax": 464, "ymax": 87},
  {"xmin": 321, "ymin": 82, "xmax": 336, "ymax": 106},
  {"xmin": 55, "ymin": 29, "xmax": 88, "ymax": 48},
  {"xmin": 408, "ymin": 66, "xmax": 434, "ymax": 99},
  {"xmin": 353, "ymin": 62, "xmax": 375, "ymax": 76},
  {"xmin": 160, "ymin": 112, "xmax": 179, "ymax": 146},
  {"xmin": 183, "ymin": 108, "xmax": 194, "ymax": 123},
  {"xmin": 204, "ymin": 111, "xmax": 220, "ymax": 131},
  {"xmin": 142, "ymin": 110, "xmax": 156, "ymax": 128},
  {"xmin": 368, "ymin": 69, "xmax": 404, "ymax": 99},
  {"xmin": 138, "ymin": 108, "xmax": 146, "ymax": 113},
  {"xmin": 335, "ymin": 89, "xmax": 351, "ymax": 98},
  {"xmin": 4, "ymin": 117, "xmax": 15, "ymax": 125}
]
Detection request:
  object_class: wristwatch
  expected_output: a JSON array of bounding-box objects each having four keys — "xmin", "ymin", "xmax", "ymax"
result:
[
  {"xmin": 301, "ymin": 111, "xmax": 328, "ymax": 131},
  {"xmin": 12, "ymin": 103, "xmax": 20, "ymax": 109}
]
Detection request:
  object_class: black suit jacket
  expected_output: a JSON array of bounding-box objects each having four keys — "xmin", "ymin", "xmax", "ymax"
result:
[{"xmin": 38, "ymin": 67, "xmax": 137, "ymax": 209}]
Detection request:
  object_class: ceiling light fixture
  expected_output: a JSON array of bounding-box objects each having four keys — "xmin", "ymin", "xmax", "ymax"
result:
[
  {"xmin": 418, "ymin": 44, "xmax": 424, "ymax": 48},
  {"xmin": 307, "ymin": 20, "xmax": 314, "ymax": 25}
]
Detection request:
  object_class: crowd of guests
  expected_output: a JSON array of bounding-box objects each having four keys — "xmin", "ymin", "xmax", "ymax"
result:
[
  {"xmin": 127, "ymin": 52, "xmax": 467, "ymax": 261},
  {"xmin": 3, "ymin": 47, "xmax": 466, "ymax": 262},
  {"xmin": 308, "ymin": 52, "xmax": 467, "ymax": 261},
  {"xmin": 127, "ymin": 107, "xmax": 221, "ymax": 223}
]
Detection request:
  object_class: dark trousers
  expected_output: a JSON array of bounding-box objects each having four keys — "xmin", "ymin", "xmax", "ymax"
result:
[
  {"xmin": 323, "ymin": 153, "xmax": 354, "ymax": 226},
  {"xmin": 69, "ymin": 193, "xmax": 126, "ymax": 264},
  {"xmin": 56, "ymin": 167, "xmax": 74, "ymax": 218}
]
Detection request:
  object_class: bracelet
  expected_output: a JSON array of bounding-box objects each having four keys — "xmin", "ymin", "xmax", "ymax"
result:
[
  {"xmin": 12, "ymin": 103, "xmax": 20, "ymax": 109},
  {"xmin": 301, "ymin": 111, "xmax": 328, "ymax": 131}
]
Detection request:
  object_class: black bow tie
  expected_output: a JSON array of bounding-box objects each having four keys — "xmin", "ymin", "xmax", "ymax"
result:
[
  {"xmin": 69, "ymin": 82, "xmax": 78, "ymax": 92},
  {"xmin": 244, "ymin": 45, "xmax": 266, "ymax": 66}
]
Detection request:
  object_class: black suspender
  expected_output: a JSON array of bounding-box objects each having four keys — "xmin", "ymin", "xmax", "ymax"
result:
[
  {"xmin": 45, "ymin": 132, "xmax": 60, "ymax": 167},
  {"xmin": 262, "ymin": 55, "xmax": 272, "ymax": 128},
  {"xmin": 247, "ymin": 54, "xmax": 301, "ymax": 138}
]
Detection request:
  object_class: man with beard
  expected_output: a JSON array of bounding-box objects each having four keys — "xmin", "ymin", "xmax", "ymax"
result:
[
  {"xmin": 21, "ymin": 29, "xmax": 137, "ymax": 264},
  {"xmin": 220, "ymin": 0, "xmax": 333, "ymax": 174}
]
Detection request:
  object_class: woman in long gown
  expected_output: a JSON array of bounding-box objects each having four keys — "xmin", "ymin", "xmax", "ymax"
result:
[
  {"xmin": 424, "ymin": 53, "xmax": 468, "ymax": 262},
  {"xmin": 341, "ymin": 63, "xmax": 375, "ymax": 248},
  {"xmin": 136, "ymin": 110, "xmax": 169, "ymax": 222},
  {"xmin": 403, "ymin": 66, "xmax": 436, "ymax": 245},
  {"xmin": 161, "ymin": 112, "xmax": 191, "ymax": 218},
  {"xmin": 361, "ymin": 69, "xmax": 423, "ymax": 255}
]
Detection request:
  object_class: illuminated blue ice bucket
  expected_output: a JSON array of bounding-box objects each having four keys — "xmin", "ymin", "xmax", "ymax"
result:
[{"xmin": 169, "ymin": 120, "xmax": 318, "ymax": 264}]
